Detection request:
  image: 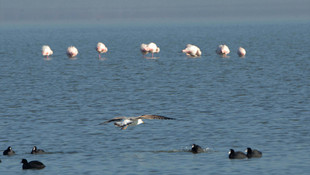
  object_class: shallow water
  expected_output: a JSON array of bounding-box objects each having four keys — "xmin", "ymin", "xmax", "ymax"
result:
[{"xmin": 0, "ymin": 21, "xmax": 309, "ymax": 174}]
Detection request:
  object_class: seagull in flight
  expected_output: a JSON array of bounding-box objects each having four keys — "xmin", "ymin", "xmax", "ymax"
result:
[{"xmin": 100, "ymin": 114, "xmax": 175, "ymax": 130}]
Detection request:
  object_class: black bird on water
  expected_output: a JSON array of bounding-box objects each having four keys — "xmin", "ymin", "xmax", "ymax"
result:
[
  {"xmin": 191, "ymin": 144, "xmax": 204, "ymax": 154},
  {"xmin": 228, "ymin": 149, "xmax": 247, "ymax": 159},
  {"xmin": 21, "ymin": 159, "xmax": 45, "ymax": 169},
  {"xmin": 245, "ymin": 147, "xmax": 262, "ymax": 158},
  {"xmin": 3, "ymin": 146, "xmax": 15, "ymax": 156}
]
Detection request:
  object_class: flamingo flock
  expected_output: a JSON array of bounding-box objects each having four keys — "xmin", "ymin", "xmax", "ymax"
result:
[{"xmin": 42, "ymin": 43, "xmax": 246, "ymax": 59}]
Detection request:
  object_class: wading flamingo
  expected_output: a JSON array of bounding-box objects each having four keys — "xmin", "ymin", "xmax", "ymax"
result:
[
  {"xmin": 96, "ymin": 42, "xmax": 108, "ymax": 58},
  {"xmin": 41, "ymin": 45, "xmax": 53, "ymax": 59},
  {"xmin": 140, "ymin": 42, "xmax": 160, "ymax": 58},
  {"xmin": 182, "ymin": 44, "xmax": 202, "ymax": 57},
  {"xmin": 67, "ymin": 46, "xmax": 78, "ymax": 58},
  {"xmin": 216, "ymin": 44, "xmax": 230, "ymax": 56},
  {"xmin": 237, "ymin": 47, "xmax": 246, "ymax": 57}
]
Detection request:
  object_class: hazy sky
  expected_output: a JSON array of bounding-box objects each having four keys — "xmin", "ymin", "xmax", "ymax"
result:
[{"xmin": 0, "ymin": 0, "xmax": 309, "ymax": 23}]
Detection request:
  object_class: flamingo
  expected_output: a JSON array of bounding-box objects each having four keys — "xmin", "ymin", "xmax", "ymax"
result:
[
  {"xmin": 140, "ymin": 42, "xmax": 160, "ymax": 58},
  {"xmin": 96, "ymin": 42, "xmax": 108, "ymax": 59},
  {"xmin": 216, "ymin": 44, "xmax": 230, "ymax": 56},
  {"xmin": 67, "ymin": 46, "xmax": 78, "ymax": 58},
  {"xmin": 237, "ymin": 47, "xmax": 246, "ymax": 57},
  {"xmin": 182, "ymin": 44, "xmax": 202, "ymax": 57},
  {"xmin": 41, "ymin": 45, "xmax": 53, "ymax": 59}
]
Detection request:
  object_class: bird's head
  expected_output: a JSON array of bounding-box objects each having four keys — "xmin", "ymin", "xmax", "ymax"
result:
[
  {"xmin": 245, "ymin": 148, "xmax": 252, "ymax": 153},
  {"xmin": 21, "ymin": 159, "xmax": 28, "ymax": 164},
  {"xmin": 137, "ymin": 119, "xmax": 144, "ymax": 125}
]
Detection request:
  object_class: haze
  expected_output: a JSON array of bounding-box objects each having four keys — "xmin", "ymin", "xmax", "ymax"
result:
[{"xmin": 0, "ymin": 0, "xmax": 309, "ymax": 23}]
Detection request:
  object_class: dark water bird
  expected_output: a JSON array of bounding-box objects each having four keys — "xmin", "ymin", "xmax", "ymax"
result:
[
  {"xmin": 21, "ymin": 159, "xmax": 45, "ymax": 169},
  {"xmin": 191, "ymin": 144, "xmax": 204, "ymax": 154},
  {"xmin": 31, "ymin": 146, "xmax": 45, "ymax": 154},
  {"xmin": 3, "ymin": 146, "xmax": 15, "ymax": 155},
  {"xmin": 228, "ymin": 149, "xmax": 247, "ymax": 159},
  {"xmin": 100, "ymin": 114, "xmax": 175, "ymax": 130},
  {"xmin": 245, "ymin": 147, "xmax": 262, "ymax": 158}
]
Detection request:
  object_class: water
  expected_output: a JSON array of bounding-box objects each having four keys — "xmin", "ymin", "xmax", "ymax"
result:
[{"xmin": 0, "ymin": 21, "xmax": 309, "ymax": 174}]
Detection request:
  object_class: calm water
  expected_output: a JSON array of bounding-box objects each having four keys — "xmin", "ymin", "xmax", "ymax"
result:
[{"xmin": 0, "ymin": 21, "xmax": 309, "ymax": 175}]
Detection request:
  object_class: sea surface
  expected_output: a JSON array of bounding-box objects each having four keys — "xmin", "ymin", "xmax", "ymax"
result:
[{"xmin": 0, "ymin": 21, "xmax": 309, "ymax": 175}]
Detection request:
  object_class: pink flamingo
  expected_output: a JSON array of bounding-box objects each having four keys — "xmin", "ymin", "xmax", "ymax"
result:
[
  {"xmin": 140, "ymin": 42, "xmax": 160, "ymax": 58},
  {"xmin": 96, "ymin": 42, "xmax": 108, "ymax": 59},
  {"xmin": 237, "ymin": 47, "xmax": 246, "ymax": 57},
  {"xmin": 216, "ymin": 44, "xmax": 230, "ymax": 56},
  {"xmin": 42, "ymin": 45, "xmax": 53, "ymax": 59},
  {"xmin": 182, "ymin": 44, "xmax": 202, "ymax": 57},
  {"xmin": 67, "ymin": 46, "xmax": 78, "ymax": 58}
]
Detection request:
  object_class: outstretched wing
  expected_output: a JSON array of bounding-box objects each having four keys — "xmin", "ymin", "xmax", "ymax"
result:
[
  {"xmin": 137, "ymin": 114, "xmax": 175, "ymax": 120},
  {"xmin": 99, "ymin": 117, "xmax": 126, "ymax": 125}
]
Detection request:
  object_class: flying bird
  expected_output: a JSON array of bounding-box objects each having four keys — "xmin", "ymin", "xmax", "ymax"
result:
[
  {"xmin": 237, "ymin": 47, "xmax": 246, "ymax": 57},
  {"xmin": 182, "ymin": 44, "xmax": 202, "ymax": 57},
  {"xmin": 140, "ymin": 42, "xmax": 160, "ymax": 58},
  {"xmin": 100, "ymin": 114, "xmax": 174, "ymax": 130},
  {"xmin": 96, "ymin": 42, "xmax": 108, "ymax": 59},
  {"xmin": 67, "ymin": 46, "xmax": 78, "ymax": 58},
  {"xmin": 41, "ymin": 45, "xmax": 53, "ymax": 58},
  {"xmin": 216, "ymin": 44, "xmax": 230, "ymax": 56}
]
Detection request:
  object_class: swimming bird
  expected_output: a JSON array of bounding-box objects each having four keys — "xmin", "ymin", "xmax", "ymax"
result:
[
  {"xmin": 216, "ymin": 44, "xmax": 230, "ymax": 56},
  {"xmin": 182, "ymin": 44, "xmax": 202, "ymax": 57},
  {"xmin": 191, "ymin": 144, "xmax": 204, "ymax": 154},
  {"xmin": 100, "ymin": 114, "xmax": 174, "ymax": 130},
  {"xmin": 228, "ymin": 149, "xmax": 247, "ymax": 159},
  {"xmin": 96, "ymin": 42, "xmax": 108, "ymax": 59},
  {"xmin": 3, "ymin": 146, "xmax": 15, "ymax": 155},
  {"xmin": 140, "ymin": 42, "xmax": 160, "ymax": 58},
  {"xmin": 237, "ymin": 47, "xmax": 246, "ymax": 57},
  {"xmin": 67, "ymin": 46, "xmax": 78, "ymax": 58},
  {"xmin": 41, "ymin": 45, "xmax": 53, "ymax": 58},
  {"xmin": 31, "ymin": 146, "xmax": 45, "ymax": 154},
  {"xmin": 245, "ymin": 147, "xmax": 262, "ymax": 158},
  {"xmin": 21, "ymin": 159, "xmax": 45, "ymax": 169}
]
